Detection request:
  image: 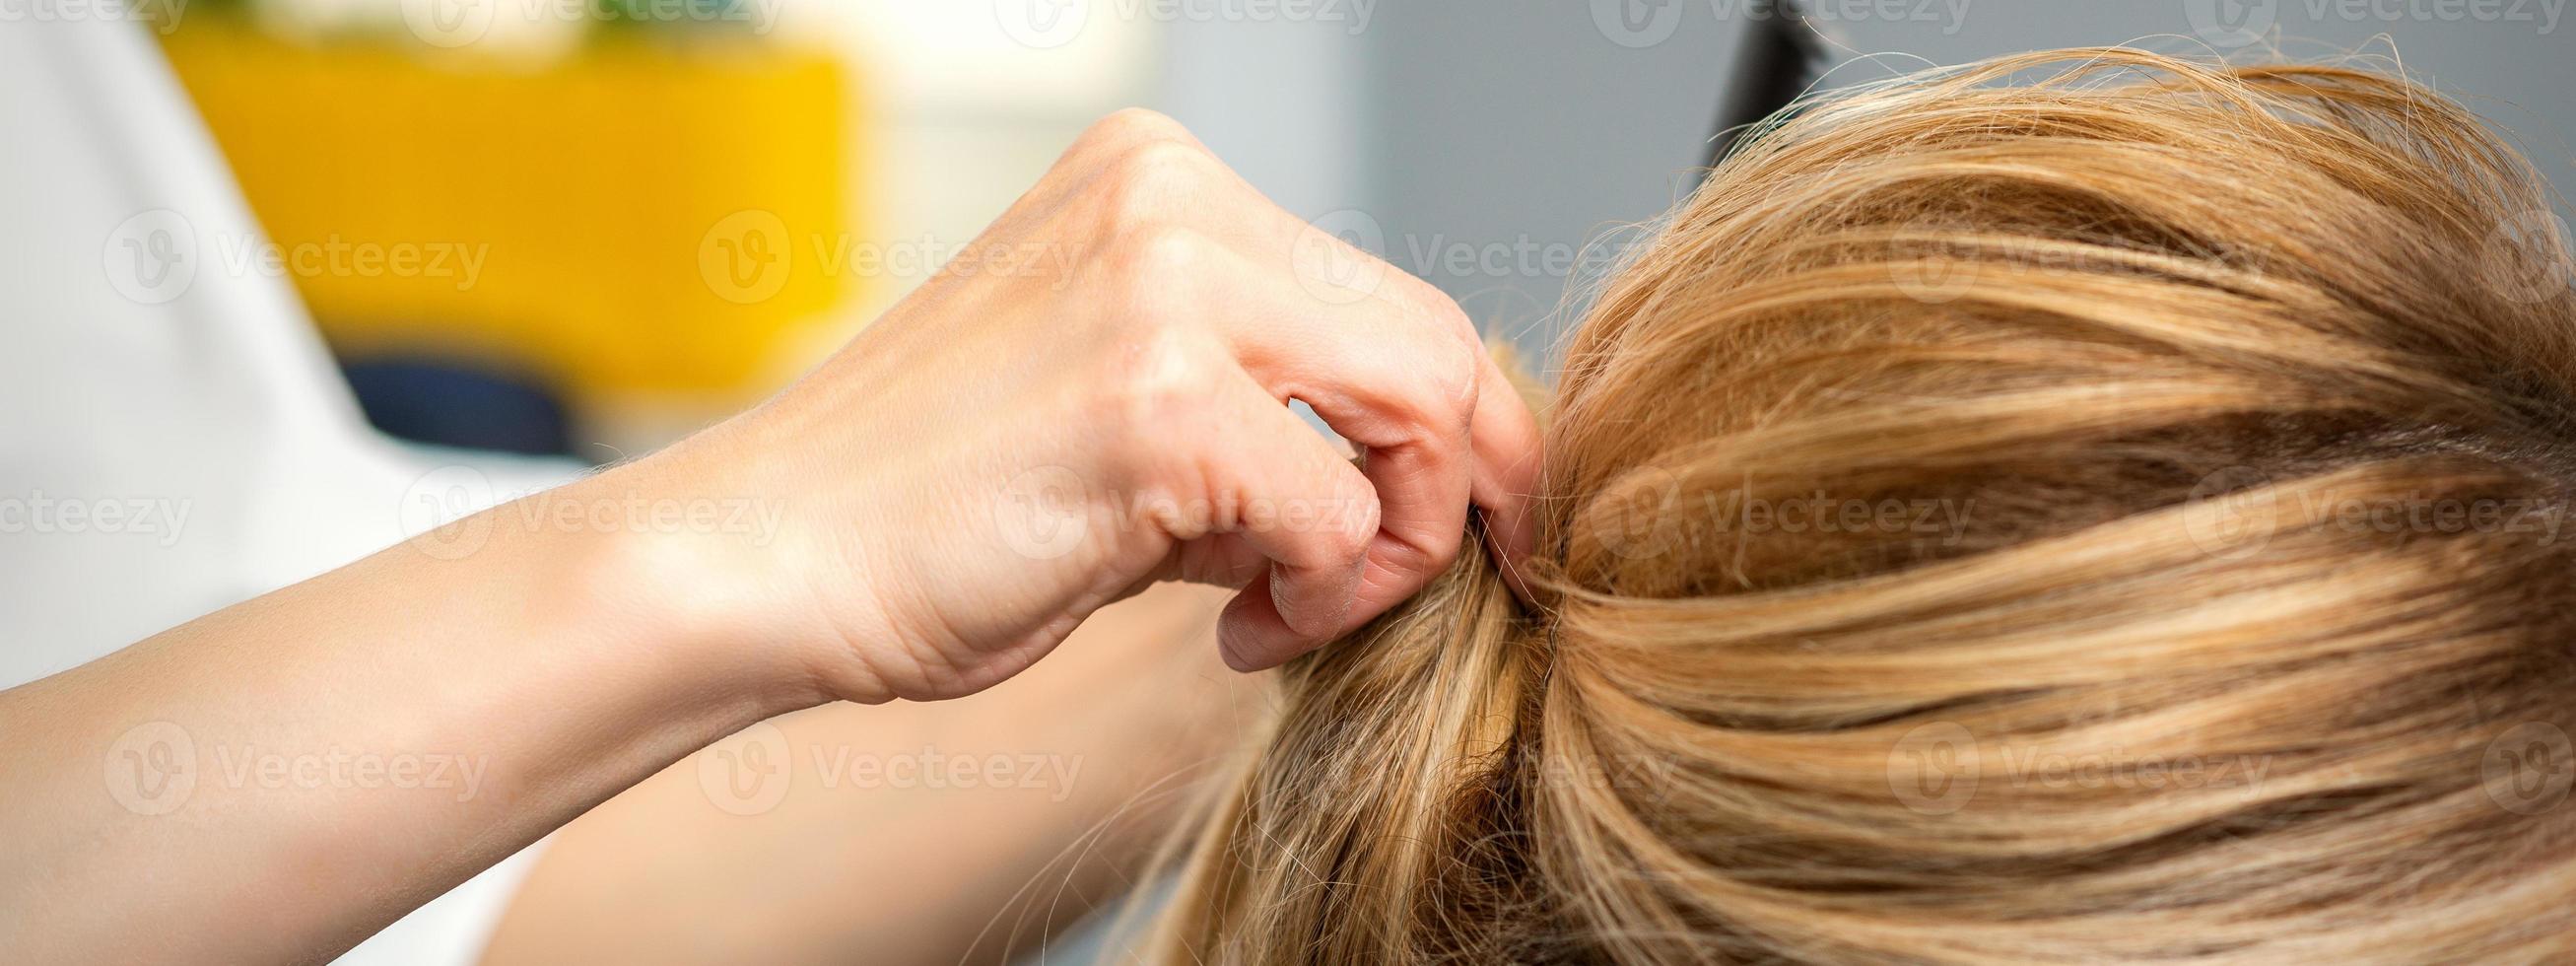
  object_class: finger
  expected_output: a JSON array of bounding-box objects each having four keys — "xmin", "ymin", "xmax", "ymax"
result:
[
  {"xmin": 1254, "ymin": 210, "xmax": 1547, "ymax": 608},
  {"xmin": 1188, "ymin": 378, "xmax": 1383, "ymax": 671},
  {"xmin": 1337, "ymin": 247, "xmax": 1547, "ymax": 600},
  {"xmin": 1465, "ymin": 343, "xmax": 1545, "ymax": 604},
  {"xmin": 1094, "ymin": 158, "xmax": 1545, "ymax": 614},
  {"xmin": 1221, "ymin": 282, "xmax": 1480, "ymax": 639}
]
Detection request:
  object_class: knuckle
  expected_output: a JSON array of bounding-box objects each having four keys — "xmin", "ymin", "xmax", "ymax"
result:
[
  {"xmin": 1106, "ymin": 224, "xmax": 1216, "ymax": 301},
  {"xmin": 1092, "ymin": 138, "xmax": 1211, "ymax": 226},
  {"xmin": 1397, "ymin": 528, "xmax": 1459, "ymax": 577},
  {"xmin": 1414, "ymin": 327, "xmax": 1480, "ymax": 426},
  {"xmin": 1105, "ymin": 325, "xmax": 1220, "ymax": 446},
  {"xmin": 1409, "ymin": 288, "xmax": 1484, "ymax": 359},
  {"xmin": 1373, "ymin": 532, "xmax": 1434, "ymax": 583},
  {"xmin": 1433, "ymin": 299, "xmax": 1482, "ymax": 350},
  {"xmin": 1323, "ymin": 503, "xmax": 1377, "ymax": 562},
  {"xmin": 1438, "ymin": 332, "xmax": 1480, "ymax": 396},
  {"xmin": 1065, "ymin": 108, "xmax": 1180, "ymax": 165},
  {"xmin": 1087, "ymin": 106, "xmax": 1187, "ymax": 146},
  {"xmin": 1114, "ymin": 135, "xmax": 1205, "ymax": 176}
]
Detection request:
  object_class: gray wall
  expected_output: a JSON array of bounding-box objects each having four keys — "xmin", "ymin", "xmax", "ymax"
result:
[
  {"xmin": 1826, "ymin": 2, "xmax": 2574, "ymax": 194},
  {"xmin": 1162, "ymin": 1, "xmax": 2573, "ymax": 364}
]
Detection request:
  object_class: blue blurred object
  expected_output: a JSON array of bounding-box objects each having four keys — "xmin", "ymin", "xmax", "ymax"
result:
[{"xmin": 340, "ymin": 357, "xmax": 575, "ymax": 457}]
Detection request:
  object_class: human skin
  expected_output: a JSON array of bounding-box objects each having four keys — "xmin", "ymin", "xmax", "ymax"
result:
[
  {"xmin": 0, "ymin": 108, "xmax": 1541, "ymax": 963},
  {"xmin": 480, "ymin": 582, "xmax": 1252, "ymax": 966}
]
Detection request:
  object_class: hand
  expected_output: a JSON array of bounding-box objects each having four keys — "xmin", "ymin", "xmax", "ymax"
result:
[
  {"xmin": 0, "ymin": 108, "xmax": 1539, "ymax": 963},
  {"xmin": 653, "ymin": 108, "xmax": 1542, "ymax": 703}
]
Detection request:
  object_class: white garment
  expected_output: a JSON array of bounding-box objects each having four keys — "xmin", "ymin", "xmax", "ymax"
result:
[{"xmin": 0, "ymin": 17, "xmax": 575, "ymax": 965}]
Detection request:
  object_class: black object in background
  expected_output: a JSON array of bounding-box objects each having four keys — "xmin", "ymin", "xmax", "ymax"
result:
[
  {"xmin": 1706, "ymin": 0, "xmax": 1834, "ymax": 170},
  {"xmin": 341, "ymin": 357, "xmax": 575, "ymax": 457}
]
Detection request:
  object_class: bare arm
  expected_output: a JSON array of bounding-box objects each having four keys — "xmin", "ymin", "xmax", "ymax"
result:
[
  {"xmin": 0, "ymin": 107, "xmax": 1539, "ymax": 964},
  {"xmin": 481, "ymin": 583, "xmax": 1254, "ymax": 966},
  {"xmin": 0, "ymin": 466, "xmax": 820, "ymax": 963}
]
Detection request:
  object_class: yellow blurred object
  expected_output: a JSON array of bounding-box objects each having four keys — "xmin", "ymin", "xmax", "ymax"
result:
[{"xmin": 161, "ymin": 24, "xmax": 850, "ymax": 403}]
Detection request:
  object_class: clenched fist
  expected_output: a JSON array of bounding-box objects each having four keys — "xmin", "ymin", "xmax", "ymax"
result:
[{"xmin": 645, "ymin": 108, "xmax": 1542, "ymax": 702}]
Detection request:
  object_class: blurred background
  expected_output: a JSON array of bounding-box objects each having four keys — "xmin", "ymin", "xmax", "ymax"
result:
[
  {"xmin": 134, "ymin": 0, "xmax": 2575, "ymax": 464},
  {"xmin": 3, "ymin": 2, "xmax": 2569, "ymax": 963}
]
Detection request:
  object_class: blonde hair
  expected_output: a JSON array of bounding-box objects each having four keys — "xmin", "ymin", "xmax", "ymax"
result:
[{"xmin": 1141, "ymin": 48, "xmax": 2576, "ymax": 964}]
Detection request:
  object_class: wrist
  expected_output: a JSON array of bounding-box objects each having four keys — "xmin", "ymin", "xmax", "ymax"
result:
[{"xmin": 530, "ymin": 461, "xmax": 841, "ymax": 717}]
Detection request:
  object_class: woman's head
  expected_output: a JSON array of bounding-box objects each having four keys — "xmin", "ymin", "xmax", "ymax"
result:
[{"xmin": 1147, "ymin": 48, "xmax": 2576, "ymax": 964}]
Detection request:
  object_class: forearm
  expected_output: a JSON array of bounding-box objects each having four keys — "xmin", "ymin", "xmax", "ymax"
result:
[
  {"xmin": 0, "ymin": 465, "xmax": 821, "ymax": 964},
  {"xmin": 480, "ymin": 584, "xmax": 1254, "ymax": 966},
  {"xmin": 0, "ymin": 106, "xmax": 1539, "ymax": 966}
]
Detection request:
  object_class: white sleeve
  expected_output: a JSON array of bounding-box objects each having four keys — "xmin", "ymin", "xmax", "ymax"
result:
[{"xmin": 0, "ymin": 16, "xmax": 577, "ymax": 965}]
